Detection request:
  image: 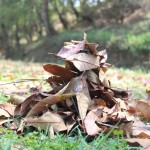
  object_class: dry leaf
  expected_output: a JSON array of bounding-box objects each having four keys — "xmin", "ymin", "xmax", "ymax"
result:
[
  {"xmin": 0, "ymin": 108, "xmax": 10, "ymax": 118},
  {"xmin": 85, "ymin": 43, "xmax": 98, "ymax": 55},
  {"xmin": 14, "ymin": 94, "xmax": 42, "ymax": 116},
  {"xmin": 76, "ymin": 77, "xmax": 91, "ymax": 120},
  {"xmin": 126, "ymin": 139, "xmax": 150, "ymax": 150},
  {"xmin": 84, "ymin": 107, "xmax": 103, "ymax": 136},
  {"xmin": 57, "ymin": 38, "xmax": 86, "ymax": 58},
  {"xmin": 136, "ymin": 100, "xmax": 150, "ymax": 119},
  {"xmin": 26, "ymin": 94, "xmax": 74, "ymax": 117},
  {"xmin": 0, "ymin": 118, "xmax": 10, "ymax": 125},
  {"xmin": 26, "ymin": 111, "xmax": 67, "ymax": 132},
  {"xmin": 132, "ymin": 118, "xmax": 150, "ymax": 138},
  {"xmin": 43, "ymin": 64, "xmax": 77, "ymax": 81},
  {"xmin": 66, "ymin": 53, "xmax": 100, "ymax": 71},
  {"xmin": 0, "ymin": 102, "xmax": 15, "ymax": 116}
]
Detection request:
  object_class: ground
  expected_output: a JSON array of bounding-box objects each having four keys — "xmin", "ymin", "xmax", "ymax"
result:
[{"xmin": 0, "ymin": 60, "xmax": 149, "ymax": 149}]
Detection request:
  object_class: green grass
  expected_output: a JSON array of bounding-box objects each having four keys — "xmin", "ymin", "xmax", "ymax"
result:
[
  {"xmin": 0, "ymin": 60, "xmax": 149, "ymax": 149},
  {"xmin": 0, "ymin": 127, "xmax": 141, "ymax": 150}
]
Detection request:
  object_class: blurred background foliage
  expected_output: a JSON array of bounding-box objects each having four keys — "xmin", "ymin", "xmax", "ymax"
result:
[{"xmin": 0, "ymin": 0, "xmax": 149, "ymax": 68}]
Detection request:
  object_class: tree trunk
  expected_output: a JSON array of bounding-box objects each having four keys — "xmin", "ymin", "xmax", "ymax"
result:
[
  {"xmin": 42, "ymin": 0, "xmax": 56, "ymax": 36},
  {"xmin": 33, "ymin": 0, "xmax": 43, "ymax": 37},
  {"xmin": 15, "ymin": 23, "xmax": 20, "ymax": 49},
  {"xmin": 53, "ymin": 1, "xmax": 69, "ymax": 30},
  {"xmin": 69, "ymin": 0, "xmax": 80, "ymax": 18},
  {"xmin": 1, "ymin": 23, "xmax": 9, "ymax": 57}
]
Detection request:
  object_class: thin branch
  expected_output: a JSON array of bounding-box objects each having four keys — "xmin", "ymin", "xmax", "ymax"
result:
[{"xmin": 0, "ymin": 79, "xmax": 45, "ymax": 86}]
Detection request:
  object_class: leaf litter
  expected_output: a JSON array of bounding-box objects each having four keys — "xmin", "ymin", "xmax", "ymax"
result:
[{"xmin": 0, "ymin": 33, "xmax": 150, "ymax": 149}]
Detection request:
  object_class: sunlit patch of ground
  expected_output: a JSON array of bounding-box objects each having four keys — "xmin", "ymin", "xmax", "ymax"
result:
[{"xmin": 0, "ymin": 60, "xmax": 149, "ymax": 103}]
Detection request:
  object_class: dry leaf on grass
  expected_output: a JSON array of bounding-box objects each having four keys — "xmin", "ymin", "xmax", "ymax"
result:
[
  {"xmin": 26, "ymin": 111, "xmax": 67, "ymax": 132},
  {"xmin": 132, "ymin": 118, "xmax": 150, "ymax": 138},
  {"xmin": 0, "ymin": 108, "xmax": 10, "ymax": 118},
  {"xmin": 0, "ymin": 102, "xmax": 15, "ymax": 116},
  {"xmin": 14, "ymin": 94, "xmax": 42, "ymax": 116},
  {"xmin": 84, "ymin": 107, "xmax": 103, "ymax": 136},
  {"xmin": 135, "ymin": 100, "xmax": 150, "ymax": 119},
  {"xmin": 126, "ymin": 139, "xmax": 150, "ymax": 150},
  {"xmin": 26, "ymin": 94, "xmax": 74, "ymax": 117},
  {"xmin": 0, "ymin": 33, "xmax": 140, "ymax": 138}
]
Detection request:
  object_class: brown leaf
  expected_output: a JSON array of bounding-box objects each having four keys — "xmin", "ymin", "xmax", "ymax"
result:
[
  {"xmin": 0, "ymin": 108, "xmax": 10, "ymax": 118},
  {"xmin": 47, "ymin": 76, "xmax": 64, "ymax": 84},
  {"xmin": 66, "ymin": 53, "xmax": 100, "ymax": 71},
  {"xmin": 0, "ymin": 102, "xmax": 15, "ymax": 116},
  {"xmin": 57, "ymin": 76, "xmax": 83, "ymax": 95},
  {"xmin": 84, "ymin": 107, "xmax": 103, "ymax": 136},
  {"xmin": 135, "ymin": 100, "xmax": 150, "ymax": 119},
  {"xmin": 76, "ymin": 77, "xmax": 91, "ymax": 120},
  {"xmin": 26, "ymin": 111, "xmax": 67, "ymax": 132},
  {"xmin": 88, "ymin": 98, "xmax": 106, "ymax": 111},
  {"xmin": 57, "ymin": 36, "xmax": 86, "ymax": 58},
  {"xmin": 14, "ymin": 94, "xmax": 43, "ymax": 116},
  {"xmin": 87, "ymin": 70, "xmax": 100, "ymax": 85},
  {"xmin": 85, "ymin": 43, "xmax": 98, "ymax": 55},
  {"xmin": 43, "ymin": 64, "xmax": 77, "ymax": 81},
  {"xmin": 132, "ymin": 118, "xmax": 150, "ymax": 138},
  {"xmin": 26, "ymin": 94, "xmax": 74, "ymax": 117},
  {"xmin": 126, "ymin": 139, "xmax": 150, "ymax": 150}
]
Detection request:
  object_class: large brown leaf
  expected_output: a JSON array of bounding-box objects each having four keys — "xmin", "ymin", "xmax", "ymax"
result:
[
  {"xmin": 57, "ymin": 33, "xmax": 86, "ymax": 58},
  {"xmin": 136, "ymin": 100, "xmax": 150, "ymax": 119},
  {"xmin": 26, "ymin": 94, "xmax": 74, "ymax": 117},
  {"xmin": 43, "ymin": 64, "xmax": 77, "ymax": 81},
  {"xmin": 66, "ymin": 53, "xmax": 100, "ymax": 71},
  {"xmin": 0, "ymin": 102, "xmax": 15, "ymax": 116},
  {"xmin": 26, "ymin": 111, "xmax": 67, "ymax": 132},
  {"xmin": 84, "ymin": 107, "xmax": 103, "ymax": 135},
  {"xmin": 14, "ymin": 94, "xmax": 43, "ymax": 116},
  {"xmin": 76, "ymin": 77, "xmax": 91, "ymax": 120}
]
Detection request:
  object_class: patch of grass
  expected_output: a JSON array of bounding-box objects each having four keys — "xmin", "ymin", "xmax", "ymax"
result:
[{"xmin": 0, "ymin": 127, "xmax": 138, "ymax": 150}]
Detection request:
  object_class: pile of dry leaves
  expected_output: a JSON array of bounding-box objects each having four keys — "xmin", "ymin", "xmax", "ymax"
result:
[{"xmin": 0, "ymin": 33, "xmax": 150, "ymax": 148}]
